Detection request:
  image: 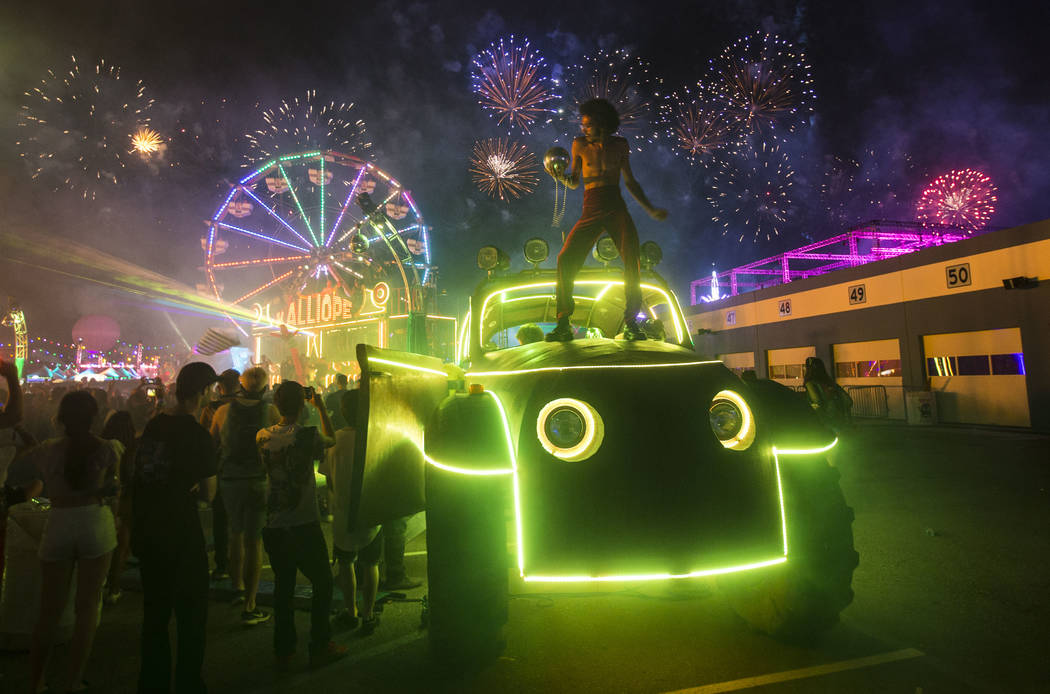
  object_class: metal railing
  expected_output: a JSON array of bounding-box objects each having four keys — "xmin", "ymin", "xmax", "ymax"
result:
[
  {"xmin": 843, "ymin": 385, "xmax": 889, "ymax": 418},
  {"xmin": 789, "ymin": 383, "xmax": 890, "ymax": 418}
]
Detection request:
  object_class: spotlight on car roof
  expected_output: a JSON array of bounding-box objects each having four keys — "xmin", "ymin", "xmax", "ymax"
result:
[
  {"xmin": 640, "ymin": 241, "xmax": 663, "ymax": 270},
  {"xmin": 477, "ymin": 245, "xmax": 510, "ymax": 273},
  {"xmin": 592, "ymin": 236, "xmax": 620, "ymax": 265},
  {"xmin": 523, "ymin": 237, "xmax": 549, "ymax": 267}
]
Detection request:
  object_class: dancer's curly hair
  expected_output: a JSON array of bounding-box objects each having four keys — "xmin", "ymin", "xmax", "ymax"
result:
[{"xmin": 579, "ymin": 98, "xmax": 620, "ymax": 134}]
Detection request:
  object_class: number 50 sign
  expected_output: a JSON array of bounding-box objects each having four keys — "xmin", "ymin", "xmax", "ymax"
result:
[{"xmin": 946, "ymin": 263, "xmax": 971, "ymax": 288}]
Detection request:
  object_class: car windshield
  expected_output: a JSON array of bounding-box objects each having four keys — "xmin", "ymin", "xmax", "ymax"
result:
[{"xmin": 475, "ymin": 278, "xmax": 687, "ymax": 351}]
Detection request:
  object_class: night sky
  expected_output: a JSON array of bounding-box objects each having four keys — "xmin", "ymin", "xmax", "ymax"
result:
[{"xmin": 1, "ymin": 0, "xmax": 1047, "ymax": 347}]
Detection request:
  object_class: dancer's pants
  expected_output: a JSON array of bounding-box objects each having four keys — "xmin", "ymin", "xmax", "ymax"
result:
[{"xmin": 556, "ymin": 185, "xmax": 642, "ymax": 322}]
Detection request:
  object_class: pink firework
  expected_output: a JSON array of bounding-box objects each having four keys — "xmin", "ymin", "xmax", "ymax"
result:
[
  {"xmin": 471, "ymin": 36, "xmax": 556, "ymax": 134},
  {"xmin": 916, "ymin": 169, "xmax": 997, "ymax": 232}
]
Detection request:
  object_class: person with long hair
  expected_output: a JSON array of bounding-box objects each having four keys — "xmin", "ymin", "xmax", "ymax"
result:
[
  {"xmin": 26, "ymin": 390, "xmax": 120, "ymax": 694},
  {"xmin": 101, "ymin": 411, "xmax": 137, "ymax": 605},
  {"xmin": 803, "ymin": 356, "xmax": 853, "ymax": 435}
]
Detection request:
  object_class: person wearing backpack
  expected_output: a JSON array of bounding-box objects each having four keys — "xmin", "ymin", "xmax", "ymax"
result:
[
  {"xmin": 198, "ymin": 369, "xmax": 241, "ymax": 582},
  {"xmin": 258, "ymin": 381, "xmax": 345, "ymax": 669},
  {"xmin": 209, "ymin": 366, "xmax": 279, "ymax": 626}
]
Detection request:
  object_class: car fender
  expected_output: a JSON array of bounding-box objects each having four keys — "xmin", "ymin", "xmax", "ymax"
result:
[{"xmin": 351, "ymin": 344, "xmax": 449, "ymax": 530}]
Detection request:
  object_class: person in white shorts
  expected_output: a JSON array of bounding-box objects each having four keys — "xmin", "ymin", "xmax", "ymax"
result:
[{"xmin": 25, "ymin": 390, "xmax": 121, "ymax": 694}]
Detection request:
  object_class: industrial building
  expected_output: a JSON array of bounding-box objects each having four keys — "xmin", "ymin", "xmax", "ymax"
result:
[{"xmin": 685, "ymin": 219, "xmax": 1049, "ymax": 431}]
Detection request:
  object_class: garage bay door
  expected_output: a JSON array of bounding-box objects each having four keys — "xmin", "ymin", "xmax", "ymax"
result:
[{"xmin": 923, "ymin": 327, "xmax": 1029, "ymax": 427}]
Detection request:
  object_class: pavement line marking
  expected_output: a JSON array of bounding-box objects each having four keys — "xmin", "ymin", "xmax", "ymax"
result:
[
  {"xmin": 249, "ymin": 631, "xmax": 426, "ymax": 694},
  {"xmin": 664, "ymin": 648, "xmax": 925, "ymax": 693}
]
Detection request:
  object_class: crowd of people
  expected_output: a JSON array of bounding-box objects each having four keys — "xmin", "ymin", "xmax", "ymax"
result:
[{"xmin": 0, "ymin": 358, "xmax": 416, "ymax": 693}]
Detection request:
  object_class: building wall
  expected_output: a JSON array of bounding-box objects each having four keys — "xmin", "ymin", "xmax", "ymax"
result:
[{"xmin": 685, "ymin": 220, "xmax": 1050, "ymax": 431}]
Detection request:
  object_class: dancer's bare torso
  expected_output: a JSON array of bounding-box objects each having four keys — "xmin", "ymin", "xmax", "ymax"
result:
[{"xmin": 572, "ymin": 134, "xmax": 629, "ymax": 190}]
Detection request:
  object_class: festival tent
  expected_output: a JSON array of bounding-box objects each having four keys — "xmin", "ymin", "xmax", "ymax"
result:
[{"xmin": 74, "ymin": 369, "xmax": 105, "ymax": 382}]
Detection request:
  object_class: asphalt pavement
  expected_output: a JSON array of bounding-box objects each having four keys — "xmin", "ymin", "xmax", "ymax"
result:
[{"xmin": 1, "ymin": 420, "xmax": 1047, "ymax": 693}]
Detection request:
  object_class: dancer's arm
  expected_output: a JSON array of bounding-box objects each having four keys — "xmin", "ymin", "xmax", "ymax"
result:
[
  {"xmin": 557, "ymin": 137, "xmax": 584, "ymax": 190},
  {"xmin": 621, "ymin": 147, "xmax": 668, "ymax": 220}
]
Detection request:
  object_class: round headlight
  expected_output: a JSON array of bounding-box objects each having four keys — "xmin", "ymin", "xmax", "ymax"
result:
[
  {"xmin": 536, "ymin": 398, "xmax": 604, "ymax": 461},
  {"xmin": 545, "ymin": 407, "xmax": 585, "ymax": 449},
  {"xmin": 710, "ymin": 401, "xmax": 743, "ymax": 440},
  {"xmin": 709, "ymin": 390, "xmax": 756, "ymax": 450}
]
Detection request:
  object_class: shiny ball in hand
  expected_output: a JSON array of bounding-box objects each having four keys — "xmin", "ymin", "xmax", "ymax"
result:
[{"xmin": 543, "ymin": 146, "xmax": 570, "ymax": 178}]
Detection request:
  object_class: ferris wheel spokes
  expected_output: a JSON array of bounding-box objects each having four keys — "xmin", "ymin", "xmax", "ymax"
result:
[
  {"xmin": 205, "ymin": 150, "xmax": 429, "ymax": 320},
  {"xmin": 215, "ymin": 221, "xmax": 311, "ymax": 254},
  {"xmin": 211, "ymin": 254, "xmax": 311, "ymax": 269},
  {"xmin": 239, "ymin": 186, "xmax": 315, "ymax": 249},
  {"xmin": 277, "ymin": 164, "xmax": 318, "ymax": 246},
  {"xmin": 326, "ymin": 164, "xmax": 368, "ymax": 249},
  {"xmin": 233, "ymin": 269, "xmax": 296, "ymax": 305}
]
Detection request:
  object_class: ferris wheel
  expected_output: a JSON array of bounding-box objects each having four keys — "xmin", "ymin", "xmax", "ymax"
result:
[{"xmin": 203, "ymin": 150, "xmax": 431, "ymax": 321}]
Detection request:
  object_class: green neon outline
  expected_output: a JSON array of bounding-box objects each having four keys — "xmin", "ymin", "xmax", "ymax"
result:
[
  {"xmin": 522, "ymin": 557, "xmax": 788, "ymax": 583},
  {"xmin": 455, "ymin": 312, "xmax": 470, "ymax": 364},
  {"xmin": 279, "ymin": 163, "xmax": 317, "ymax": 246},
  {"xmin": 771, "ymin": 438, "xmax": 839, "ymax": 556},
  {"xmin": 318, "ymin": 157, "xmax": 325, "ymax": 237},
  {"xmin": 472, "ymin": 280, "xmax": 688, "ymax": 354},
  {"xmin": 771, "ymin": 439, "xmax": 838, "ymax": 456},
  {"xmin": 424, "ymin": 452, "xmax": 514, "ymax": 476},
  {"xmin": 368, "ymin": 356, "xmax": 448, "ymax": 378},
  {"xmin": 467, "ymin": 360, "xmax": 720, "ymax": 377},
  {"xmin": 422, "ymin": 385, "xmax": 830, "ymax": 584}
]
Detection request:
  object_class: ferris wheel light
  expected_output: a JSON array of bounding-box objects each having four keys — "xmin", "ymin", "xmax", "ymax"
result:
[{"xmin": 205, "ymin": 150, "xmax": 428, "ymax": 318}]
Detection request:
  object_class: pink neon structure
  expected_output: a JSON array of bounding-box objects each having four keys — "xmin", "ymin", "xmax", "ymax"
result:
[{"xmin": 690, "ymin": 220, "xmax": 983, "ymax": 305}]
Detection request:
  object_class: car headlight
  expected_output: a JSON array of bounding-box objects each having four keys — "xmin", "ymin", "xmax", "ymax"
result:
[
  {"xmin": 536, "ymin": 398, "xmax": 604, "ymax": 461},
  {"xmin": 709, "ymin": 390, "xmax": 756, "ymax": 450}
]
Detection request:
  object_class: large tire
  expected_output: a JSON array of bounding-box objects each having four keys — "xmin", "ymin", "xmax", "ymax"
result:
[
  {"xmin": 718, "ymin": 461, "xmax": 858, "ymax": 642},
  {"xmin": 424, "ymin": 463, "xmax": 508, "ymax": 670}
]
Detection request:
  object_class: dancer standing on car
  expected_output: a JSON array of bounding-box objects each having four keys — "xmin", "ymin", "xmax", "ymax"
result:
[{"xmin": 546, "ymin": 98, "xmax": 668, "ymax": 343}]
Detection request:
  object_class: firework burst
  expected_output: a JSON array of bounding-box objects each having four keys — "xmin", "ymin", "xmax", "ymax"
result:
[
  {"xmin": 17, "ymin": 56, "xmax": 153, "ymax": 199},
  {"xmin": 710, "ymin": 34, "xmax": 814, "ymax": 135},
  {"xmin": 658, "ymin": 84, "xmax": 742, "ymax": 164},
  {"xmin": 131, "ymin": 127, "xmax": 164, "ymax": 155},
  {"xmin": 470, "ymin": 139, "xmax": 538, "ymax": 201},
  {"xmin": 471, "ymin": 36, "xmax": 556, "ymax": 133},
  {"xmin": 709, "ymin": 140, "xmax": 795, "ymax": 242},
  {"xmin": 916, "ymin": 169, "xmax": 997, "ymax": 232},
  {"xmin": 558, "ymin": 48, "xmax": 659, "ymax": 151},
  {"xmin": 245, "ymin": 90, "xmax": 371, "ymax": 163}
]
